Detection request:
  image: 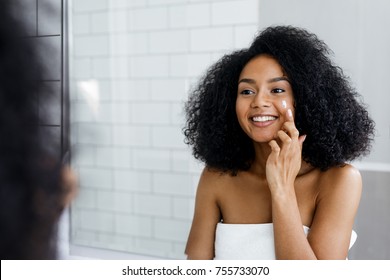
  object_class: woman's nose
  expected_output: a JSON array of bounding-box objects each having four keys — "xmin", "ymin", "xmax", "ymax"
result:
[{"xmin": 251, "ymin": 91, "xmax": 271, "ymax": 108}]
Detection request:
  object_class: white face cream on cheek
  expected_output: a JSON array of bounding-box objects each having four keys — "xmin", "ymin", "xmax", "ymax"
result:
[{"xmin": 282, "ymin": 100, "xmax": 287, "ymax": 109}]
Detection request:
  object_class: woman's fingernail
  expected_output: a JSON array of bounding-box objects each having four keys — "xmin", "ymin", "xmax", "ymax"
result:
[
  {"xmin": 282, "ymin": 100, "xmax": 287, "ymax": 108},
  {"xmin": 288, "ymin": 109, "xmax": 292, "ymax": 117}
]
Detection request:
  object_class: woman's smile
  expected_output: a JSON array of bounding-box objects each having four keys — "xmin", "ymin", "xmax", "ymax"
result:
[{"xmin": 250, "ymin": 114, "xmax": 278, "ymax": 128}]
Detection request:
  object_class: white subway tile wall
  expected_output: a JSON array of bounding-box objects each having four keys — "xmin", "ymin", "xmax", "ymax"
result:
[{"xmin": 70, "ymin": 0, "xmax": 260, "ymax": 259}]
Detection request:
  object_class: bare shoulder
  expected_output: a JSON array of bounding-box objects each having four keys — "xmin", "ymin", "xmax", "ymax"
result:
[
  {"xmin": 200, "ymin": 167, "xmax": 233, "ymax": 183},
  {"xmin": 197, "ymin": 167, "xmax": 232, "ymax": 196},
  {"xmin": 315, "ymin": 164, "xmax": 362, "ymax": 214},
  {"xmin": 318, "ymin": 164, "xmax": 362, "ymax": 195},
  {"xmin": 320, "ymin": 163, "xmax": 361, "ymax": 180}
]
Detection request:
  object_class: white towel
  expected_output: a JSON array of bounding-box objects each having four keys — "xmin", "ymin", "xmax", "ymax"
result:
[{"xmin": 214, "ymin": 223, "xmax": 357, "ymax": 260}]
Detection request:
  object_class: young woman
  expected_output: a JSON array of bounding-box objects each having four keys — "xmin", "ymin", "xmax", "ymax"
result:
[{"xmin": 183, "ymin": 26, "xmax": 375, "ymax": 260}]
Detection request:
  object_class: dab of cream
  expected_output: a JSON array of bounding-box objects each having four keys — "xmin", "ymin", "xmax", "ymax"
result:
[{"xmin": 282, "ymin": 100, "xmax": 287, "ymax": 109}]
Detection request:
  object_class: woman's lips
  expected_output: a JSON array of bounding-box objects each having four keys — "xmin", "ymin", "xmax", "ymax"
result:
[{"xmin": 250, "ymin": 115, "xmax": 278, "ymax": 127}]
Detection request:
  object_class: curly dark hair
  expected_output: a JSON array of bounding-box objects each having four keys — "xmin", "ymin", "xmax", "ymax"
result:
[
  {"xmin": 0, "ymin": 1, "xmax": 64, "ymax": 259},
  {"xmin": 184, "ymin": 25, "xmax": 375, "ymax": 175}
]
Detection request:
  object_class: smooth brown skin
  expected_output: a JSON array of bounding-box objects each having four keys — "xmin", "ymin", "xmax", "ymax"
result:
[
  {"xmin": 185, "ymin": 55, "xmax": 362, "ymax": 260},
  {"xmin": 61, "ymin": 165, "xmax": 78, "ymax": 207}
]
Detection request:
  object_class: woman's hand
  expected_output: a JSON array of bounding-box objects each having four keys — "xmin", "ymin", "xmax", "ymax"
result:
[
  {"xmin": 266, "ymin": 108, "xmax": 306, "ymax": 195},
  {"xmin": 61, "ymin": 165, "xmax": 78, "ymax": 207}
]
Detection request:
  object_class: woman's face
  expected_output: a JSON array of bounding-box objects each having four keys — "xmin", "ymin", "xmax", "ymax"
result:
[{"xmin": 236, "ymin": 54, "xmax": 295, "ymax": 143}]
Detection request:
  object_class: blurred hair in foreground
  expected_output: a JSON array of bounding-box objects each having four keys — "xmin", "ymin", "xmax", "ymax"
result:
[{"xmin": 0, "ymin": 0, "xmax": 76, "ymax": 259}]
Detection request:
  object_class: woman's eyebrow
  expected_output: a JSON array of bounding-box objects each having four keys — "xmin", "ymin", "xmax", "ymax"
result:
[
  {"xmin": 267, "ymin": 76, "xmax": 290, "ymax": 83},
  {"xmin": 238, "ymin": 76, "xmax": 290, "ymax": 85},
  {"xmin": 238, "ymin": 78, "xmax": 256, "ymax": 85}
]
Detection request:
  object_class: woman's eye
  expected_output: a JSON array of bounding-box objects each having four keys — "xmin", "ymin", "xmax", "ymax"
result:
[
  {"xmin": 271, "ymin": 88, "xmax": 285, "ymax": 94},
  {"xmin": 240, "ymin": 89, "xmax": 254, "ymax": 95}
]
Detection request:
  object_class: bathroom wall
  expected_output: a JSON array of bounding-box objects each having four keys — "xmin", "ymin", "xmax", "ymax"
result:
[
  {"xmin": 349, "ymin": 170, "xmax": 390, "ymax": 259},
  {"xmin": 69, "ymin": 0, "xmax": 260, "ymax": 259}
]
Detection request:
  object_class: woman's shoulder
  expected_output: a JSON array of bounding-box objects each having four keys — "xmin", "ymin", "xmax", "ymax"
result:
[
  {"xmin": 196, "ymin": 167, "xmax": 241, "ymax": 199},
  {"xmin": 198, "ymin": 167, "xmax": 234, "ymax": 189},
  {"xmin": 317, "ymin": 164, "xmax": 362, "ymax": 199},
  {"xmin": 318, "ymin": 164, "xmax": 361, "ymax": 184}
]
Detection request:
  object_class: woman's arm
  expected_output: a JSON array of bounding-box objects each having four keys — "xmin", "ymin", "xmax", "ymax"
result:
[
  {"xmin": 271, "ymin": 166, "xmax": 361, "ymax": 259},
  {"xmin": 307, "ymin": 165, "xmax": 362, "ymax": 259},
  {"xmin": 185, "ymin": 168, "xmax": 222, "ymax": 259},
  {"xmin": 266, "ymin": 109, "xmax": 361, "ymax": 259},
  {"xmin": 266, "ymin": 109, "xmax": 316, "ymax": 259}
]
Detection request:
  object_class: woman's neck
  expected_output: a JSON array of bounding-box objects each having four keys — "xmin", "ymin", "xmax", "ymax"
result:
[
  {"xmin": 249, "ymin": 142, "xmax": 271, "ymax": 177},
  {"xmin": 249, "ymin": 141, "xmax": 315, "ymax": 178}
]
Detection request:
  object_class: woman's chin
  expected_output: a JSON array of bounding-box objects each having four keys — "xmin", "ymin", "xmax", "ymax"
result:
[{"xmin": 251, "ymin": 136, "xmax": 275, "ymax": 144}]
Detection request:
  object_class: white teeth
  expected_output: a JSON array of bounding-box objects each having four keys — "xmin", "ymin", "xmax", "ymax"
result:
[{"xmin": 252, "ymin": 116, "xmax": 277, "ymax": 122}]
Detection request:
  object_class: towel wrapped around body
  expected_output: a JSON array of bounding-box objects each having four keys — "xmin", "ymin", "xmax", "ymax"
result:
[{"xmin": 214, "ymin": 223, "xmax": 357, "ymax": 260}]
